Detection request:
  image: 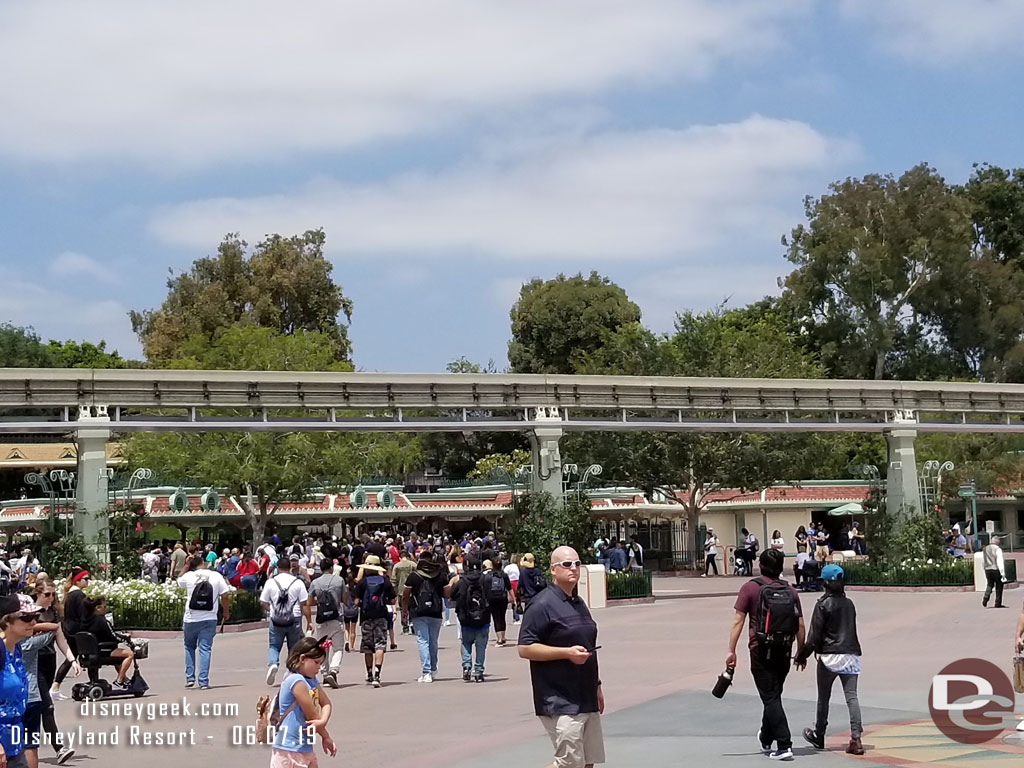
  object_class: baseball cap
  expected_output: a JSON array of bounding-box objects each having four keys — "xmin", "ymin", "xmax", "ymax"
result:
[
  {"xmin": 18, "ymin": 594, "xmax": 43, "ymax": 614},
  {"xmin": 821, "ymin": 564, "xmax": 845, "ymax": 582},
  {"xmin": 288, "ymin": 553, "xmax": 301, "ymax": 561}
]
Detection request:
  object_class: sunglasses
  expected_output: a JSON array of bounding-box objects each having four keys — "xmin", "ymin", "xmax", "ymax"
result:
[
  {"xmin": 554, "ymin": 560, "xmax": 582, "ymax": 569},
  {"xmin": 16, "ymin": 614, "xmax": 39, "ymax": 623},
  {"xmin": 40, "ymin": 592, "xmax": 54, "ymax": 598}
]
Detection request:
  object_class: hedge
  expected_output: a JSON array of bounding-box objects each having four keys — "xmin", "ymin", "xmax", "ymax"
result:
[
  {"xmin": 606, "ymin": 570, "xmax": 653, "ymax": 600},
  {"xmin": 840, "ymin": 558, "xmax": 973, "ymax": 587}
]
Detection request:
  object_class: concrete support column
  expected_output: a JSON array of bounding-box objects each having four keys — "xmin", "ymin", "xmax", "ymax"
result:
[
  {"xmin": 528, "ymin": 407, "xmax": 563, "ymax": 500},
  {"xmin": 75, "ymin": 406, "xmax": 111, "ymax": 562},
  {"xmin": 884, "ymin": 411, "xmax": 920, "ymax": 517}
]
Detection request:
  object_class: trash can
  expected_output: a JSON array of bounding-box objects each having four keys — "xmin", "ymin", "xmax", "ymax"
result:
[{"xmin": 578, "ymin": 565, "xmax": 607, "ymax": 609}]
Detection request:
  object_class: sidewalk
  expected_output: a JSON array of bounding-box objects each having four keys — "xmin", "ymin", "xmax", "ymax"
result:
[{"xmin": 653, "ymin": 572, "xmax": 744, "ymax": 599}]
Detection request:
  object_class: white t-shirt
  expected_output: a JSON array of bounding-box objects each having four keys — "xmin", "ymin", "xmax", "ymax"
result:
[
  {"xmin": 260, "ymin": 573, "xmax": 309, "ymax": 619},
  {"xmin": 771, "ymin": 537, "xmax": 785, "ymax": 550},
  {"xmin": 504, "ymin": 563, "xmax": 520, "ymax": 582},
  {"xmin": 178, "ymin": 570, "xmax": 231, "ymax": 623},
  {"xmin": 705, "ymin": 536, "xmax": 718, "ymax": 556},
  {"xmin": 795, "ymin": 552, "xmax": 811, "ymax": 569}
]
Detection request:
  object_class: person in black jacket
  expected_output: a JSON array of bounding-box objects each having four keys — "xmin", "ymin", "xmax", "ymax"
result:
[
  {"xmin": 82, "ymin": 597, "xmax": 136, "ymax": 690},
  {"xmin": 794, "ymin": 564, "xmax": 864, "ymax": 756}
]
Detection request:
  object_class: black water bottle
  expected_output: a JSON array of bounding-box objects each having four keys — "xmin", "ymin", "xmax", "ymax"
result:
[{"xmin": 712, "ymin": 666, "xmax": 734, "ymax": 698}]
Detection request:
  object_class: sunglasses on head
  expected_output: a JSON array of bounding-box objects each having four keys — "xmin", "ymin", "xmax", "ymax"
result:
[{"xmin": 554, "ymin": 559, "xmax": 582, "ymax": 569}]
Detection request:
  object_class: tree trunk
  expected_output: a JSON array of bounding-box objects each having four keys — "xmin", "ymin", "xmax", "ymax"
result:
[
  {"xmin": 873, "ymin": 348, "xmax": 886, "ymax": 380},
  {"xmin": 249, "ymin": 515, "xmax": 266, "ymax": 551}
]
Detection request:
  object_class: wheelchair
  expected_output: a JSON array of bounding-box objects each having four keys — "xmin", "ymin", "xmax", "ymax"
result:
[{"xmin": 70, "ymin": 631, "xmax": 150, "ymax": 701}]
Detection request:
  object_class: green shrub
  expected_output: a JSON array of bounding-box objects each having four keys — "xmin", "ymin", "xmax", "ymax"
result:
[
  {"xmin": 606, "ymin": 570, "xmax": 653, "ymax": 599},
  {"xmin": 841, "ymin": 558, "xmax": 973, "ymax": 587},
  {"xmin": 41, "ymin": 534, "xmax": 98, "ymax": 579},
  {"xmin": 505, "ymin": 492, "xmax": 595, "ymax": 567}
]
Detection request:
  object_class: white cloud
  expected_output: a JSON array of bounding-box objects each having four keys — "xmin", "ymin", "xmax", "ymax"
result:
[
  {"xmin": 0, "ymin": 0, "xmax": 806, "ymax": 168},
  {"xmin": 841, "ymin": 0, "xmax": 1024, "ymax": 63},
  {"xmin": 0, "ymin": 269, "xmax": 139, "ymax": 356},
  {"xmin": 49, "ymin": 251, "xmax": 114, "ymax": 284},
  {"xmin": 150, "ymin": 115, "xmax": 854, "ymax": 262}
]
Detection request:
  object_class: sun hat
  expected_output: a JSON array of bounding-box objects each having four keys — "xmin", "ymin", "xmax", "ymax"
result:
[
  {"xmin": 521, "ymin": 553, "xmax": 535, "ymax": 567},
  {"xmin": 821, "ymin": 564, "xmax": 845, "ymax": 582},
  {"xmin": 359, "ymin": 554, "xmax": 386, "ymax": 574}
]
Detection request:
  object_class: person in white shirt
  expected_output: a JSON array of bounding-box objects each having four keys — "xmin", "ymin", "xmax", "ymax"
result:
[
  {"xmin": 982, "ymin": 537, "xmax": 1007, "ymax": 608},
  {"xmin": 260, "ymin": 555, "xmax": 311, "ymax": 685},
  {"xmin": 177, "ymin": 555, "xmax": 231, "ymax": 689},
  {"xmin": 504, "ymin": 559, "xmax": 522, "ymax": 622},
  {"xmin": 703, "ymin": 528, "xmax": 720, "ymax": 577},
  {"xmin": 627, "ymin": 535, "xmax": 645, "ymax": 572}
]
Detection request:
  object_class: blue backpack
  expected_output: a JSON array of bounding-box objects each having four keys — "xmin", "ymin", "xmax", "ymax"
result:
[{"xmin": 360, "ymin": 576, "xmax": 389, "ymax": 619}]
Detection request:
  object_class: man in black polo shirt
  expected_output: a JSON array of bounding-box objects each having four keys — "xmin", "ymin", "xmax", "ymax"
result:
[{"xmin": 518, "ymin": 546, "xmax": 605, "ymax": 768}]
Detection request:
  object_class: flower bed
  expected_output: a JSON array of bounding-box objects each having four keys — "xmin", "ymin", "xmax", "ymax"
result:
[
  {"xmin": 57, "ymin": 578, "xmax": 265, "ymax": 630},
  {"xmin": 840, "ymin": 558, "xmax": 973, "ymax": 587}
]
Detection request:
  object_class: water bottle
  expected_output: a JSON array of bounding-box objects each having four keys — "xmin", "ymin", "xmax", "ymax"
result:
[{"xmin": 712, "ymin": 666, "xmax": 734, "ymax": 698}]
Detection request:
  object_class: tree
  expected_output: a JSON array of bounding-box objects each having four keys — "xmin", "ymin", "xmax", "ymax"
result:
[
  {"xmin": 565, "ymin": 304, "xmax": 827, "ymax": 553},
  {"xmin": 467, "ymin": 450, "xmax": 532, "ymax": 480},
  {"xmin": 781, "ymin": 164, "xmax": 973, "ymax": 380},
  {"xmin": 0, "ymin": 324, "xmax": 56, "ymax": 367},
  {"xmin": 124, "ymin": 326, "xmax": 418, "ymax": 545},
  {"xmin": 45, "ymin": 339, "xmax": 129, "ymax": 368},
  {"xmin": 130, "ymin": 230, "xmax": 354, "ymax": 364},
  {"xmin": 508, "ymin": 272, "xmax": 641, "ymax": 374},
  {"xmin": 504, "ymin": 492, "xmax": 595, "ymax": 566}
]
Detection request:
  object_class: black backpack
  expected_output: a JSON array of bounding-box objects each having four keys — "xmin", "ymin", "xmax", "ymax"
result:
[
  {"xmin": 460, "ymin": 573, "xmax": 489, "ymax": 625},
  {"xmin": 530, "ymin": 569, "xmax": 547, "ymax": 593},
  {"xmin": 315, "ymin": 578, "xmax": 340, "ymax": 624},
  {"xmin": 360, "ymin": 576, "xmax": 389, "ymax": 619},
  {"xmin": 189, "ymin": 575, "xmax": 215, "ymax": 612},
  {"xmin": 413, "ymin": 574, "xmax": 439, "ymax": 614},
  {"xmin": 270, "ymin": 576, "xmax": 300, "ymax": 627},
  {"xmin": 0, "ymin": 570, "xmax": 11, "ymax": 597},
  {"xmin": 752, "ymin": 577, "xmax": 799, "ymax": 652},
  {"xmin": 488, "ymin": 572, "xmax": 507, "ymax": 600}
]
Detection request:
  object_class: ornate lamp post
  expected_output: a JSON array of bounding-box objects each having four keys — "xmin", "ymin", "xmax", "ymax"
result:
[{"xmin": 25, "ymin": 469, "xmax": 76, "ymax": 534}]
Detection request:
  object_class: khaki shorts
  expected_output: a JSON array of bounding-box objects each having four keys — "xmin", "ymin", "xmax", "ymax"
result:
[
  {"xmin": 540, "ymin": 713, "xmax": 605, "ymax": 768},
  {"xmin": 814, "ymin": 545, "xmax": 830, "ymax": 562}
]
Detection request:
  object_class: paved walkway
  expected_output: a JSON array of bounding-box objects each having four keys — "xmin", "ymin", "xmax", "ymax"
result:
[{"xmin": 42, "ymin": 585, "xmax": 1024, "ymax": 767}]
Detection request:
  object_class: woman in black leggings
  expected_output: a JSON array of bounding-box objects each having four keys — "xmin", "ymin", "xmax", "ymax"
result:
[
  {"xmin": 52, "ymin": 567, "xmax": 90, "ymax": 699},
  {"xmin": 484, "ymin": 559, "xmax": 513, "ymax": 646},
  {"xmin": 32, "ymin": 578, "xmax": 80, "ymax": 764}
]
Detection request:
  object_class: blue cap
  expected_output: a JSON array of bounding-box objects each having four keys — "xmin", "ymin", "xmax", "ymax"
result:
[{"xmin": 820, "ymin": 564, "xmax": 845, "ymax": 582}]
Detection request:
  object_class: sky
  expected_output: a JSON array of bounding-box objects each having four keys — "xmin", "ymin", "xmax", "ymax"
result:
[{"xmin": 2, "ymin": 0, "xmax": 1023, "ymax": 372}]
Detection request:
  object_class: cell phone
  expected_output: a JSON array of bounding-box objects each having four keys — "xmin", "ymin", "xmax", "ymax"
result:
[{"xmin": 592, "ymin": 645, "xmax": 602, "ymax": 651}]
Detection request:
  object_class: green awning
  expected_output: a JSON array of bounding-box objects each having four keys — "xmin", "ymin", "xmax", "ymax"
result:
[{"xmin": 827, "ymin": 502, "xmax": 865, "ymax": 517}]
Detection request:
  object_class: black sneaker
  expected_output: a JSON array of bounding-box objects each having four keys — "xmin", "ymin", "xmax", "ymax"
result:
[
  {"xmin": 757, "ymin": 729, "xmax": 771, "ymax": 754},
  {"xmin": 473, "ymin": 673, "xmax": 484, "ymax": 683},
  {"xmin": 803, "ymin": 727, "xmax": 824, "ymax": 750},
  {"xmin": 463, "ymin": 668, "xmax": 472, "ymax": 682},
  {"xmin": 115, "ymin": 679, "xmax": 131, "ymax": 691},
  {"xmin": 366, "ymin": 671, "xmax": 374, "ymax": 685}
]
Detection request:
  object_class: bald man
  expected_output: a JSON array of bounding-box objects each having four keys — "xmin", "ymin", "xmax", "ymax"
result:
[{"xmin": 518, "ymin": 546, "xmax": 605, "ymax": 768}]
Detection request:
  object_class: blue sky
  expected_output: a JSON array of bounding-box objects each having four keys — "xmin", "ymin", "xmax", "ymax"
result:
[{"xmin": 2, "ymin": 0, "xmax": 1023, "ymax": 372}]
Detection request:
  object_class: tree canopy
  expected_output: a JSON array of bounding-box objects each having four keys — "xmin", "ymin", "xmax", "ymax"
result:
[
  {"xmin": 130, "ymin": 230, "xmax": 353, "ymax": 364},
  {"xmin": 508, "ymin": 272, "xmax": 641, "ymax": 374}
]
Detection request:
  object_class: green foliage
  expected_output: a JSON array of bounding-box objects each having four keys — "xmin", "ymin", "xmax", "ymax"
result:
[
  {"xmin": 468, "ymin": 450, "xmax": 532, "ymax": 480},
  {"xmin": 606, "ymin": 571, "xmax": 653, "ymax": 599},
  {"xmin": 41, "ymin": 534, "xmax": 99, "ymax": 580},
  {"xmin": 782, "ymin": 164, "xmax": 973, "ymax": 380},
  {"xmin": 125, "ymin": 325, "xmax": 419, "ymax": 546},
  {"xmin": 864, "ymin": 494, "xmax": 944, "ymax": 566},
  {"xmin": 104, "ymin": 588, "xmax": 264, "ymax": 630},
  {"xmin": 0, "ymin": 324, "xmax": 57, "ymax": 367},
  {"xmin": 840, "ymin": 558, "xmax": 972, "ymax": 587},
  {"xmin": 108, "ymin": 507, "xmax": 146, "ymax": 580},
  {"xmin": 44, "ymin": 339, "xmax": 128, "ymax": 368},
  {"xmin": 130, "ymin": 230, "xmax": 354, "ymax": 364},
  {"xmin": 504, "ymin": 492, "xmax": 595, "ymax": 566},
  {"xmin": 508, "ymin": 272, "xmax": 641, "ymax": 374}
]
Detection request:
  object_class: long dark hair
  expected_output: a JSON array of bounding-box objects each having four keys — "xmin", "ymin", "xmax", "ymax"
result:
[{"xmin": 285, "ymin": 636, "xmax": 326, "ymax": 672}]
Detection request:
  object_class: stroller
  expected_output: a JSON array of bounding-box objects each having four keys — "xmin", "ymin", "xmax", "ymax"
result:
[{"xmin": 70, "ymin": 631, "xmax": 149, "ymax": 701}]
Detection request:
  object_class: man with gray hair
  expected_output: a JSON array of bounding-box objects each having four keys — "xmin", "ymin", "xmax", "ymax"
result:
[
  {"xmin": 518, "ymin": 546, "xmax": 605, "ymax": 768},
  {"xmin": 982, "ymin": 536, "xmax": 1007, "ymax": 608}
]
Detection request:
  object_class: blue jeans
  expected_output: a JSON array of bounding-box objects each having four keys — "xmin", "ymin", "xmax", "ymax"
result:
[
  {"xmin": 183, "ymin": 619, "xmax": 217, "ymax": 687},
  {"xmin": 443, "ymin": 598, "xmax": 450, "ymax": 622},
  {"xmin": 268, "ymin": 620, "xmax": 302, "ymax": 667},
  {"xmin": 460, "ymin": 625, "xmax": 489, "ymax": 675},
  {"xmin": 412, "ymin": 616, "xmax": 442, "ymax": 675}
]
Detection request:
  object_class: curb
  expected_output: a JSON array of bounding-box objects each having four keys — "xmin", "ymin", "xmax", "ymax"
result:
[
  {"xmin": 607, "ymin": 596, "xmax": 656, "ymax": 606},
  {"xmin": 129, "ymin": 619, "xmax": 267, "ymax": 638},
  {"xmin": 846, "ymin": 582, "xmax": 1018, "ymax": 593},
  {"xmin": 654, "ymin": 591, "xmax": 736, "ymax": 600}
]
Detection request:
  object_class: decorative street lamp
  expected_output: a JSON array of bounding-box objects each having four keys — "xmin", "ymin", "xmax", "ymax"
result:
[
  {"xmin": 25, "ymin": 469, "xmax": 75, "ymax": 534},
  {"xmin": 562, "ymin": 463, "xmax": 603, "ymax": 502}
]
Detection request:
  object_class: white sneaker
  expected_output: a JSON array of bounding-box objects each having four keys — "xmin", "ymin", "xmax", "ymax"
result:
[
  {"xmin": 52, "ymin": 690, "xmax": 70, "ymax": 701},
  {"xmin": 417, "ymin": 674, "xmax": 433, "ymax": 683},
  {"xmin": 769, "ymin": 748, "xmax": 794, "ymax": 761},
  {"xmin": 265, "ymin": 664, "xmax": 278, "ymax": 686},
  {"xmin": 444, "ymin": 620, "xmax": 451, "ymax": 626},
  {"xmin": 56, "ymin": 746, "xmax": 75, "ymax": 765}
]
